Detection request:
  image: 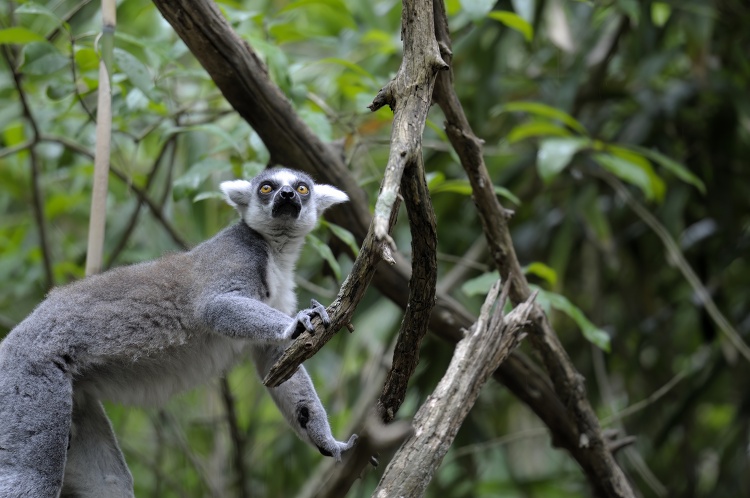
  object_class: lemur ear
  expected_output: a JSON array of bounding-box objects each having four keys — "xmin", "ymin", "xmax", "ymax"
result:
[
  {"xmin": 314, "ymin": 184, "xmax": 349, "ymax": 213},
  {"xmin": 220, "ymin": 180, "xmax": 253, "ymax": 208}
]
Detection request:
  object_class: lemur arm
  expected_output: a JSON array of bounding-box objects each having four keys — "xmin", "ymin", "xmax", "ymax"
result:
[
  {"xmin": 198, "ymin": 293, "xmax": 327, "ymax": 342},
  {"xmin": 250, "ymin": 344, "xmax": 357, "ymax": 461}
]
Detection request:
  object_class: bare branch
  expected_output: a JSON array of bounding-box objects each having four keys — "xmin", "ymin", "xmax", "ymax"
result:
[
  {"xmin": 377, "ymin": 154, "xmax": 437, "ymax": 422},
  {"xmin": 368, "ymin": 0, "xmax": 447, "ymax": 246},
  {"xmin": 372, "ymin": 282, "xmax": 531, "ymax": 497},
  {"xmin": 219, "ymin": 378, "xmax": 249, "ymax": 498}
]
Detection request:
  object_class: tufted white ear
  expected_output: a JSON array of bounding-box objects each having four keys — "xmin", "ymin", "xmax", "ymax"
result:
[
  {"xmin": 220, "ymin": 180, "xmax": 253, "ymax": 208},
  {"xmin": 314, "ymin": 184, "xmax": 349, "ymax": 213}
]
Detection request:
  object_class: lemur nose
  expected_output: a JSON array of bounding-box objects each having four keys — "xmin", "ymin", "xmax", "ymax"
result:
[{"xmin": 279, "ymin": 186, "xmax": 295, "ymax": 199}]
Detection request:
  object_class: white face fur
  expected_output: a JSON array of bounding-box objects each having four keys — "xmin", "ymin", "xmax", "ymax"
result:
[{"xmin": 220, "ymin": 168, "xmax": 349, "ymax": 239}]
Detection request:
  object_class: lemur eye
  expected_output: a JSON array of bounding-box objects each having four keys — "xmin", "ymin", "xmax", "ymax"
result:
[
  {"xmin": 297, "ymin": 185, "xmax": 309, "ymax": 195},
  {"xmin": 259, "ymin": 184, "xmax": 273, "ymax": 194}
]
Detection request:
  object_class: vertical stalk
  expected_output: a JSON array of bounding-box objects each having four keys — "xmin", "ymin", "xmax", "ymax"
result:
[{"xmin": 85, "ymin": 0, "xmax": 116, "ymax": 276}]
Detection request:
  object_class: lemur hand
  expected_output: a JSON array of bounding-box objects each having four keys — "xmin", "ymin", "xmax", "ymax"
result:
[
  {"xmin": 316, "ymin": 434, "xmax": 358, "ymax": 462},
  {"xmin": 286, "ymin": 299, "xmax": 331, "ymax": 339}
]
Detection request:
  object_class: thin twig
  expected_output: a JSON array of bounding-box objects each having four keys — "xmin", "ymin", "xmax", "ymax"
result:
[
  {"xmin": 219, "ymin": 378, "xmax": 249, "ymax": 498},
  {"xmin": 599, "ymin": 171, "xmax": 750, "ymax": 363}
]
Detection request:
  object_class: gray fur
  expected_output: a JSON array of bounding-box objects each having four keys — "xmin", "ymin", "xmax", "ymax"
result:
[{"xmin": 0, "ymin": 168, "xmax": 355, "ymax": 497}]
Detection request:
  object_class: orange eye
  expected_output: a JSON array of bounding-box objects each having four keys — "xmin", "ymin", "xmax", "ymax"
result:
[
  {"xmin": 297, "ymin": 185, "xmax": 309, "ymax": 195},
  {"xmin": 260, "ymin": 184, "xmax": 272, "ymax": 194}
]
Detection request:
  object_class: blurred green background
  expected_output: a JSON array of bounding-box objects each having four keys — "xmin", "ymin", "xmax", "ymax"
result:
[{"xmin": 0, "ymin": 0, "xmax": 748, "ymax": 496}]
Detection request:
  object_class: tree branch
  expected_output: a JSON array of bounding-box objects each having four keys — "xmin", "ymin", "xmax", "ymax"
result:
[
  {"xmin": 373, "ymin": 281, "xmax": 530, "ymax": 497},
  {"xmin": 376, "ymin": 153, "xmax": 437, "ymax": 422}
]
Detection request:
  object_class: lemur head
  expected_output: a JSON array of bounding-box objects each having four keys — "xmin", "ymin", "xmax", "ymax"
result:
[{"xmin": 220, "ymin": 168, "xmax": 349, "ymax": 238}]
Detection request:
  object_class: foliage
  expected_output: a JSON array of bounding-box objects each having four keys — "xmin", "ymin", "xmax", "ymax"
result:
[{"xmin": 1, "ymin": 0, "xmax": 749, "ymax": 496}]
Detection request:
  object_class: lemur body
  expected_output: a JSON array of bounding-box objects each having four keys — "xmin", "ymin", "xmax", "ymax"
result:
[{"xmin": 0, "ymin": 168, "xmax": 355, "ymax": 497}]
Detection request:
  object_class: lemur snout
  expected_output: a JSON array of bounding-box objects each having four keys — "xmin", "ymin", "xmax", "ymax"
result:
[{"xmin": 272, "ymin": 186, "xmax": 302, "ymax": 218}]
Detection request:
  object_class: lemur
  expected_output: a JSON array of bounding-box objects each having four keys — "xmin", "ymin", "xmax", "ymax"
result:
[{"xmin": 0, "ymin": 167, "xmax": 356, "ymax": 497}]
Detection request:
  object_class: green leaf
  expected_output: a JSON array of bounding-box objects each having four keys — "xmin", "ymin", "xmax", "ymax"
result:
[
  {"xmin": 488, "ymin": 11, "xmax": 534, "ymax": 42},
  {"xmin": 535, "ymin": 287, "xmax": 611, "ymax": 351},
  {"xmin": 321, "ymin": 221, "xmax": 360, "ymax": 257},
  {"xmin": 172, "ymin": 159, "xmax": 230, "ymax": 201},
  {"xmin": 507, "ymin": 121, "xmax": 572, "ymax": 143},
  {"xmin": 0, "ymin": 27, "xmax": 46, "ymax": 45},
  {"xmin": 166, "ymin": 124, "xmax": 242, "ymax": 154},
  {"xmin": 594, "ymin": 151, "xmax": 666, "ymax": 201},
  {"xmin": 74, "ymin": 47, "xmax": 99, "ymax": 72},
  {"xmin": 316, "ymin": 57, "xmax": 378, "ymax": 83},
  {"xmin": 16, "ymin": 2, "xmax": 68, "ymax": 30},
  {"xmin": 628, "ymin": 145, "xmax": 705, "ymax": 193},
  {"xmin": 192, "ymin": 191, "xmax": 225, "ymax": 203},
  {"xmin": 22, "ymin": 43, "xmax": 68, "ymax": 75},
  {"xmin": 460, "ymin": 0, "xmax": 495, "ymax": 20},
  {"xmin": 461, "ymin": 270, "xmax": 500, "ymax": 297},
  {"xmin": 299, "ymin": 108, "xmax": 332, "ymax": 142},
  {"xmin": 113, "ymin": 48, "xmax": 156, "ymax": 100},
  {"xmin": 498, "ymin": 101, "xmax": 588, "ymax": 135},
  {"xmin": 306, "ymin": 233, "xmax": 341, "ymax": 281},
  {"xmin": 537, "ymin": 138, "xmax": 590, "ymax": 183},
  {"xmin": 651, "ymin": 2, "xmax": 671, "ymax": 27},
  {"xmin": 523, "ymin": 262, "xmax": 558, "ymax": 286}
]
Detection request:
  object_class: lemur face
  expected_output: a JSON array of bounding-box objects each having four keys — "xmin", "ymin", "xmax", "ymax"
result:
[
  {"xmin": 252, "ymin": 169, "xmax": 314, "ymax": 220},
  {"xmin": 220, "ymin": 168, "xmax": 349, "ymax": 239}
]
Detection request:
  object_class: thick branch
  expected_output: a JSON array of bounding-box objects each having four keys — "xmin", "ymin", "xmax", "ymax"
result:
[
  {"xmin": 368, "ymin": 0, "xmax": 447, "ymax": 244},
  {"xmin": 373, "ymin": 282, "xmax": 530, "ymax": 497}
]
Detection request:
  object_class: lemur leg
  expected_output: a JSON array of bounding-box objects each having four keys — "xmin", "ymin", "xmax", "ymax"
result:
[
  {"xmin": 61, "ymin": 391, "xmax": 133, "ymax": 498},
  {"xmin": 250, "ymin": 344, "xmax": 357, "ymax": 461},
  {"xmin": 0, "ymin": 347, "xmax": 73, "ymax": 497}
]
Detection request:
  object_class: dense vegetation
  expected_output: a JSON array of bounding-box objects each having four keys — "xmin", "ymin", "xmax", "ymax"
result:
[{"xmin": 1, "ymin": 0, "xmax": 748, "ymax": 496}]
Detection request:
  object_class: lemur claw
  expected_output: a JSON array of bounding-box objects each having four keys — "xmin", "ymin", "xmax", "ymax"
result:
[{"xmin": 289, "ymin": 299, "xmax": 330, "ymax": 339}]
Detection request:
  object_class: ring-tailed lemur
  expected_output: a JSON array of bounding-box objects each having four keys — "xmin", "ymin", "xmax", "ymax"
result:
[{"xmin": 0, "ymin": 168, "xmax": 356, "ymax": 497}]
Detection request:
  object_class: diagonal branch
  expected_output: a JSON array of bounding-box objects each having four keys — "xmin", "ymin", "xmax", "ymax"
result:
[{"xmin": 373, "ymin": 281, "xmax": 531, "ymax": 497}]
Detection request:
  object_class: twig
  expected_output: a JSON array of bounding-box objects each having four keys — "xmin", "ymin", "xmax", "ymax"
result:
[
  {"xmin": 219, "ymin": 378, "xmax": 249, "ymax": 498},
  {"xmin": 106, "ymin": 136, "xmax": 176, "ymax": 267},
  {"xmin": 366, "ymin": 0, "xmax": 447, "ymax": 246}
]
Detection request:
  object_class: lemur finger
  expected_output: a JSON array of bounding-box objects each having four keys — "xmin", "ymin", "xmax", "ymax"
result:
[
  {"xmin": 341, "ymin": 433, "xmax": 358, "ymax": 451},
  {"xmin": 309, "ymin": 299, "xmax": 331, "ymax": 326}
]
